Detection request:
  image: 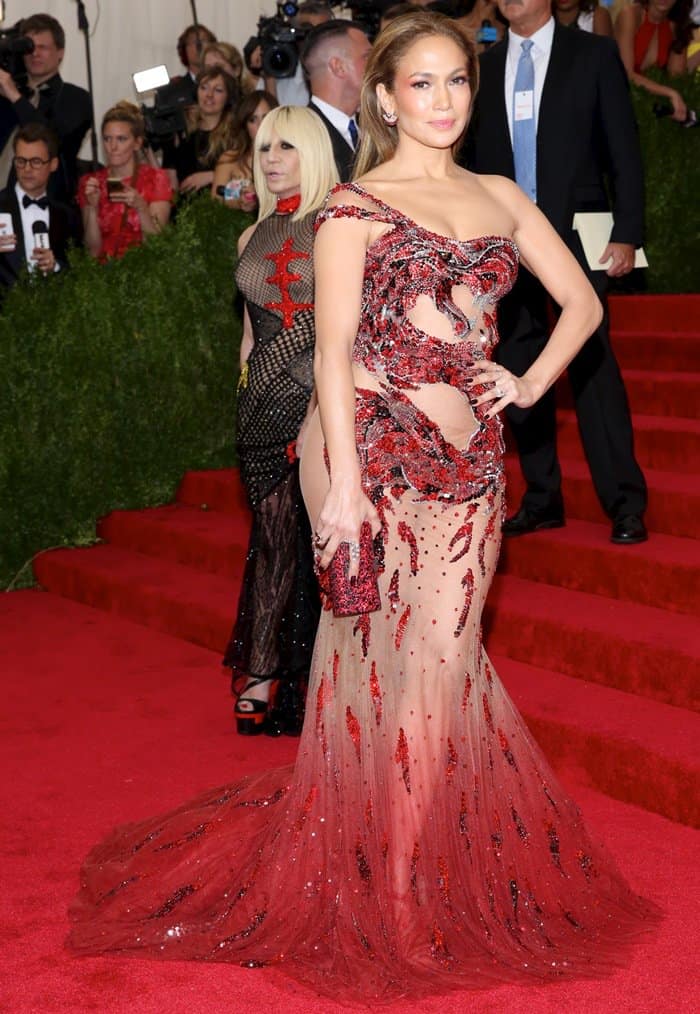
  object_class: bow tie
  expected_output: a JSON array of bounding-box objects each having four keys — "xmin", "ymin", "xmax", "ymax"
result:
[{"xmin": 22, "ymin": 194, "xmax": 49, "ymax": 210}]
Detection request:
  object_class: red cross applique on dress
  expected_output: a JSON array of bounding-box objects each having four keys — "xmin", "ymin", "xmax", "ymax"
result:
[{"xmin": 264, "ymin": 238, "xmax": 313, "ymax": 328}]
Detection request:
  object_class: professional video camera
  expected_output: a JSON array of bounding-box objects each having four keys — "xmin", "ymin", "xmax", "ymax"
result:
[
  {"xmin": 132, "ymin": 65, "xmax": 192, "ymax": 148},
  {"xmin": 247, "ymin": 2, "xmax": 307, "ymax": 80},
  {"xmin": 0, "ymin": 22, "xmax": 34, "ymax": 80},
  {"xmin": 141, "ymin": 80, "xmax": 193, "ymax": 147}
]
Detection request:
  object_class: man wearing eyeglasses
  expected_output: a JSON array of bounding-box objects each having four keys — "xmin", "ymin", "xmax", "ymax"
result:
[{"xmin": 0, "ymin": 123, "xmax": 80, "ymax": 292}]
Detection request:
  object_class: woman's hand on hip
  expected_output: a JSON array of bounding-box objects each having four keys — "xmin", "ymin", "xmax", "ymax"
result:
[{"xmin": 468, "ymin": 360, "xmax": 542, "ymax": 416}]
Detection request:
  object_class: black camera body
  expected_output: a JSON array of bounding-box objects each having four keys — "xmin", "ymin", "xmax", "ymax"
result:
[
  {"xmin": 254, "ymin": 3, "xmax": 307, "ymax": 80},
  {"xmin": 141, "ymin": 79, "xmax": 192, "ymax": 147},
  {"xmin": 0, "ymin": 23, "xmax": 34, "ymax": 81}
]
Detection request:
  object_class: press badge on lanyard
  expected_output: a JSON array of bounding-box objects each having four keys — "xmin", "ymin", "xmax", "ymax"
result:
[{"xmin": 514, "ymin": 90, "xmax": 534, "ymax": 121}]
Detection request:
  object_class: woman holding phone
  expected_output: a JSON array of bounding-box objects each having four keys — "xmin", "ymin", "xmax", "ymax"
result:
[{"xmin": 78, "ymin": 102, "xmax": 172, "ymax": 260}]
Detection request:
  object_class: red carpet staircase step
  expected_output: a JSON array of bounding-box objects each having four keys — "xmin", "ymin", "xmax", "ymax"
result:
[{"xmin": 34, "ymin": 295, "xmax": 700, "ymax": 829}]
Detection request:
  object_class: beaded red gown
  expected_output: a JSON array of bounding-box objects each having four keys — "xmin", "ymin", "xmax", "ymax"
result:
[{"xmin": 69, "ymin": 183, "xmax": 659, "ymax": 1001}]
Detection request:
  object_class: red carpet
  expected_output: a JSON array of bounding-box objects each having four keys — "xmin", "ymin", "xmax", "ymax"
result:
[
  {"xmin": 3, "ymin": 294, "xmax": 699, "ymax": 1010},
  {"xmin": 1, "ymin": 592, "xmax": 699, "ymax": 1014}
]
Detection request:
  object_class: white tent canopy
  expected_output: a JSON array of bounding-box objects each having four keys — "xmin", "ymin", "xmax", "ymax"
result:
[{"xmin": 3, "ymin": 1, "xmax": 275, "ymax": 158}]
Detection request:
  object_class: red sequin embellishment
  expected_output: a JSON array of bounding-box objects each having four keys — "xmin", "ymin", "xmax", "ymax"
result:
[
  {"xmin": 482, "ymin": 692, "xmax": 495, "ymax": 734},
  {"xmin": 394, "ymin": 728, "xmax": 411, "ymax": 793},
  {"xmin": 345, "ymin": 706, "xmax": 361, "ymax": 761},
  {"xmin": 332, "ymin": 650, "xmax": 340, "ymax": 686},
  {"xmin": 410, "ymin": 841, "xmax": 420, "ymax": 898},
  {"xmin": 355, "ymin": 839, "xmax": 371, "ymax": 884},
  {"xmin": 394, "ymin": 605, "xmax": 411, "ymax": 650},
  {"xmin": 461, "ymin": 673, "xmax": 472, "ymax": 712},
  {"xmin": 369, "ymin": 661, "xmax": 383, "ymax": 727},
  {"xmin": 398, "ymin": 521, "xmax": 419, "ymax": 574},
  {"xmin": 454, "ymin": 567, "xmax": 474, "ymax": 638},
  {"xmin": 388, "ymin": 568, "xmax": 400, "ymax": 612},
  {"xmin": 498, "ymin": 728, "xmax": 517, "ymax": 769},
  {"xmin": 430, "ymin": 922, "xmax": 453, "ymax": 965},
  {"xmin": 446, "ymin": 738, "xmax": 458, "ymax": 782},
  {"xmin": 353, "ymin": 613, "xmax": 371, "ymax": 658},
  {"xmin": 448, "ymin": 504, "xmax": 478, "ymax": 562}
]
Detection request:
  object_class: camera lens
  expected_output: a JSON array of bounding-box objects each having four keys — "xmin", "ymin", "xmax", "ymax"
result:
[{"xmin": 263, "ymin": 43, "xmax": 297, "ymax": 78}]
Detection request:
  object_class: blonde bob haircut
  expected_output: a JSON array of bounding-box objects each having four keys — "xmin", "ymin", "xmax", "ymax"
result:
[
  {"xmin": 354, "ymin": 10, "xmax": 478, "ymax": 179},
  {"xmin": 253, "ymin": 106, "xmax": 339, "ymax": 223}
]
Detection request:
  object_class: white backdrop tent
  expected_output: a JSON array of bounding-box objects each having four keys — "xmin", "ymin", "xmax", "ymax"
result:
[{"xmin": 2, "ymin": 1, "xmax": 279, "ymax": 160}]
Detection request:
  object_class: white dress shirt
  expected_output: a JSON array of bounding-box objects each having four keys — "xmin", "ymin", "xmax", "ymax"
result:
[
  {"xmin": 504, "ymin": 17, "xmax": 555, "ymax": 142},
  {"xmin": 310, "ymin": 96, "xmax": 356, "ymax": 149},
  {"xmin": 15, "ymin": 182, "xmax": 51, "ymax": 272}
]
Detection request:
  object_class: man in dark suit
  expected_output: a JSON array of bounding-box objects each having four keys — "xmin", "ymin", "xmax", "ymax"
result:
[
  {"xmin": 0, "ymin": 13, "xmax": 92, "ymax": 203},
  {"xmin": 468, "ymin": 0, "xmax": 648, "ymax": 544},
  {"xmin": 301, "ymin": 20, "xmax": 372, "ymax": 182},
  {"xmin": 0, "ymin": 123, "xmax": 80, "ymax": 293}
]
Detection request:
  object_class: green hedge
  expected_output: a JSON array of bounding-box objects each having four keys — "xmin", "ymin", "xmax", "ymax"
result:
[
  {"xmin": 630, "ymin": 72, "xmax": 700, "ymax": 294},
  {"xmin": 0, "ymin": 198, "xmax": 247, "ymax": 587}
]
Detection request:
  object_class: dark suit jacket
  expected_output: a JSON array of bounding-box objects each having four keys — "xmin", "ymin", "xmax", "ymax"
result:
[
  {"xmin": 468, "ymin": 24, "xmax": 644, "ymax": 251},
  {"xmin": 0, "ymin": 186, "xmax": 80, "ymax": 291},
  {"xmin": 0, "ymin": 73, "xmax": 92, "ymax": 202},
  {"xmin": 308, "ymin": 101, "xmax": 355, "ymax": 184}
]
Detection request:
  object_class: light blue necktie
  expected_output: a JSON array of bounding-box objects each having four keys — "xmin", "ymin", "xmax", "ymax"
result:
[
  {"xmin": 513, "ymin": 40, "xmax": 537, "ymax": 203},
  {"xmin": 348, "ymin": 117, "xmax": 359, "ymax": 150}
]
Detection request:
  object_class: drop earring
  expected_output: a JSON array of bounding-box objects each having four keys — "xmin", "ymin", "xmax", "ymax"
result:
[{"xmin": 381, "ymin": 109, "xmax": 398, "ymax": 125}]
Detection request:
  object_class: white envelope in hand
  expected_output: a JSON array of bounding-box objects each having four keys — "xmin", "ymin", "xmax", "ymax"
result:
[{"xmin": 573, "ymin": 212, "xmax": 648, "ymax": 271}]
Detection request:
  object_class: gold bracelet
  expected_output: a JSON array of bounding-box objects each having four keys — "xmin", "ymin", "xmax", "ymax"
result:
[{"xmin": 237, "ymin": 362, "xmax": 249, "ymax": 391}]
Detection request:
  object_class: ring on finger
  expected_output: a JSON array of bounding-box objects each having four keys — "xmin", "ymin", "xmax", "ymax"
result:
[{"xmin": 348, "ymin": 541, "xmax": 360, "ymax": 561}]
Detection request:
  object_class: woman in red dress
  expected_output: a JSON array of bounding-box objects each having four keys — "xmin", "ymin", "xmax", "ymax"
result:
[
  {"xmin": 615, "ymin": 0, "xmax": 693, "ymax": 121},
  {"xmin": 79, "ymin": 102, "xmax": 173, "ymax": 260},
  {"xmin": 69, "ymin": 13, "xmax": 660, "ymax": 1002}
]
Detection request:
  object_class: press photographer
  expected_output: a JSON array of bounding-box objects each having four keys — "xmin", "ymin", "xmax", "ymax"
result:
[{"xmin": 0, "ymin": 14, "xmax": 91, "ymax": 203}]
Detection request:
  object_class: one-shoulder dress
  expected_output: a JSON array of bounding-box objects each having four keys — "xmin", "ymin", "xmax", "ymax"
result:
[{"xmin": 68, "ymin": 183, "xmax": 659, "ymax": 1003}]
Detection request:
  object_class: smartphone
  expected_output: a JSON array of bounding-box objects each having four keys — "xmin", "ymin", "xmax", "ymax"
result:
[
  {"xmin": 0, "ymin": 211, "xmax": 15, "ymax": 250},
  {"xmin": 107, "ymin": 178, "xmax": 125, "ymax": 197},
  {"xmin": 133, "ymin": 64, "xmax": 170, "ymax": 94}
]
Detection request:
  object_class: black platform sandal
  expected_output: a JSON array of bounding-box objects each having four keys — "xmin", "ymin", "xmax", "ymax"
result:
[{"xmin": 234, "ymin": 676, "xmax": 276, "ymax": 736}]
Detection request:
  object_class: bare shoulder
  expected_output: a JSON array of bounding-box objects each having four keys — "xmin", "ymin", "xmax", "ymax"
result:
[
  {"xmin": 615, "ymin": 4, "xmax": 640, "ymax": 31},
  {"xmin": 470, "ymin": 173, "xmax": 530, "ymax": 221},
  {"xmin": 237, "ymin": 224, "xmax": 256, "ymax": 255},
  {"xmin": 476, "ymin": 173, "xmax": 523, "ymax": 203}
]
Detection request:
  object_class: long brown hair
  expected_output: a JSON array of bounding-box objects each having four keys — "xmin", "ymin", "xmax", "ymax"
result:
[
  {"xmin": 228, "ymin": 90, "xmax": 279, "ymax": 165},
  {"xmin": 186, "ymin": 68, "xmax": 238, "ymax": 167},
  {"xmin": 354, "ymin": 11, "xmax": 478, "ymax": 179}
]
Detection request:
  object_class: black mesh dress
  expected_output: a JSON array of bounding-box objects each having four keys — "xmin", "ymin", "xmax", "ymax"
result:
[{"xmin": 223, "ymin": 207, "xmax": 320, "ymax": 714}]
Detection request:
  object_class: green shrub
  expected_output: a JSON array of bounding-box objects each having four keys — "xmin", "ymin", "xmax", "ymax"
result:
[
  {"xmin": 630, "ymin": 73, "xmax": 700, "ymax": 294},
  {"xmin": 0, "ymin": 198, "xmax": 247, "ymax": 587}
]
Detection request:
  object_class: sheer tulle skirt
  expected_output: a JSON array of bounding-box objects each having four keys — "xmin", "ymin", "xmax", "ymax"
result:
[{"xmin": 69, "ymin": 417, "xmax": 660, "ymax": 999}]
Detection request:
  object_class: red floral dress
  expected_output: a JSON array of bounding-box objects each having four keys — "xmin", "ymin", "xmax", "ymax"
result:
[{"xmin": 77, "ymin": 165, "xmax": 172, "ymax": 259}]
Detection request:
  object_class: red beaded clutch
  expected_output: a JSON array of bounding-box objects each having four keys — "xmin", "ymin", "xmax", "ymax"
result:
[{"xmin": 328, "ymin": 522, "xmax": 381, "ymax": 618}]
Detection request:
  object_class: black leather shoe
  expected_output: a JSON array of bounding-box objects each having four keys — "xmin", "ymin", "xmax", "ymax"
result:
[
  {"xmin": 502, "ymin": 504, "xmax": 565, "ymax": 537},
  {"xmin": 611, "ymin": 514, "xmax": 648, "ymax": 545}
]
